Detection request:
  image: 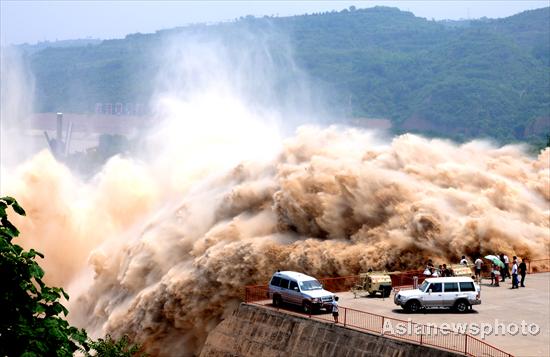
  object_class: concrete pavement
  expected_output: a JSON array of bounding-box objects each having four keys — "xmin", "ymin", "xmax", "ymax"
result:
[{"xmin": 337, "ymin": 272, "xmax": 549, "ymax": 357}]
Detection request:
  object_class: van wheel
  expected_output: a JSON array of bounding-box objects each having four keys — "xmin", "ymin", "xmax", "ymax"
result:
[
  {"xmin": 303, "ymin": 301, "xmax": 312, "ymax": 314},
  {"xmin": 272, "ymin": 295, "xmax": 282, "ymax": 307},
  {"xmin": 454, "ymin": 300, "xmax": 469, "ymax": 313},
  {"xmin": 405, "ymin": 300, "xmax": 420, "ymax": 313}
]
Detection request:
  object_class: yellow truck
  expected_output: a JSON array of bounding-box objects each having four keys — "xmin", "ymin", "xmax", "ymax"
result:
[{"xmin": 351, "ymin": 271, "xmax": 393, "ymax": 298}]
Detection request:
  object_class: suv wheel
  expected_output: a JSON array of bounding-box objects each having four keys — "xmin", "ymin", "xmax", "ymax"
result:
[
  {"xmin": 405, "ymin": 300, "xmax": 420, "ymax": 313},
  {"xmin": 303, "ymin": 301, "xmax": 312, "ymax": 314},
  {"xmin": 272, "ymin": 295, "xmax": 282, "ymax": 307},
  {"xmin": 382, "ymin": 287, "xmax": 391, "ymax": 298},
  {"xmin": 454, "ymin": 300, "xmax": 469, "ymax": 313}
]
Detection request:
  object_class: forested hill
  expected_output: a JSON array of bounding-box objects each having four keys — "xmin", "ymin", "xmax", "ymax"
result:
[{"xmin": 25, "ymin": 6, "xmax": 550, "ymax": 144}]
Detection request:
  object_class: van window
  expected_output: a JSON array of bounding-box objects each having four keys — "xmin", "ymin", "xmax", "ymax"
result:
[
  {"xmin": 459, "ymin": 282, "xmax": 475, "ymax": 292},
  {"xmin": 270, "ymin": 276, "xmax": 281, "ymax": 286},
  {"xmin": 429, "ymin": 283, "xmax": 442, "ymax": 293},
  {"xmin": 444, "ymin": 282, "xmax": 459, "ymax": 292},
  {"xmin": 299, "ymin": 280, "xmax": 323, "ymax": 291},
  {"xmin": 279, "ymin": 278, "xmax": 290, "ymax": 289},
  {"xmin": 289, "ymin": 281, "xmax": 298, "ymax": 290},
  {"xmin": 419, "ymin": 280, "xmax": 430, "ymax": 292}
]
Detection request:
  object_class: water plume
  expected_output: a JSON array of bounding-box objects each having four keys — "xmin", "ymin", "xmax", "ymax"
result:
[
  {"xmin": 1, "ymin": 30, "xmax": 548, "ymax": 357},
  {"xmin": 4, "ymin": 125, "xmax": 548, "ymax": 356},
  {"xmin": 0, "ymin": 46, "xmax": 37, "ymax": 170}
]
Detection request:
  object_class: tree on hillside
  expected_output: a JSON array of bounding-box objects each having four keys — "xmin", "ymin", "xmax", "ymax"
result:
[
  {"xmin": 0, "ymin": 196, "xmax": 146, "ymax": 357},
  {"xmin": 27, "ymin": 7, "xmax": 549, "ymax": 146}
]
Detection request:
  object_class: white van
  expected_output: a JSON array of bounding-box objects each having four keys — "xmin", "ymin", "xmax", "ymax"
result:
[
  {"xmin": 394, "ymin": 277, "xmax": 481, "ymax": 313},
  {"xmin": 268, "ymin": 271, "xmax": 335, "ymax": 313}
]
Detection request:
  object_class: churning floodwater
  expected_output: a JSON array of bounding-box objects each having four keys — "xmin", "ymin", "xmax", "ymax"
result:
[
  {"xmin": 2, "ymin": 36, "xmax": 549, "ymax": 357},
  {"xmin": 5, "ymin": 122, "xmax": 549, "ymax": 355}
]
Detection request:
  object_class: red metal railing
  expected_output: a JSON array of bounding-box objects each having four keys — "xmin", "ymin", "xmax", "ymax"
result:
[
  {"xmin": 318, "ymin": 275, "xmax": 360, "ymax": 292},
  {"xmin": 243, "ymin": 276, "xmax": 362, "ymax": 301},
  {"xmin": 318, "ymin": 272, "xmax": 428, "ymax": 292},
  {"xmin": 388, "ymin": 270, "xmax": 427, "ymax": 290},
  {"xmin": 244, "ymin": 269, "xmax": 520, "ymax": 357},
  {"xmin": 465, "ymin": 334, "xmax": 514, "ymax": 357},
  {"xmin": 244, "ymin": 283, "xmax": 513, "ymax": 357},
  {"xmin": 244, "ymin": 262, "xmax": 550, "ymax": 356},
  {"xmin": 527, "ymin": 258, "xmax": 550, "ymax": 273},
  {"xmin": 243, "ymin": 284, "xmax": 269, "ymax": 303}
]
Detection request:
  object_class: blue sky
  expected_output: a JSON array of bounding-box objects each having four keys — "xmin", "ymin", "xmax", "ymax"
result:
[{"xmin": 1, "ymin": 1, "xmax": 548, "ymax": 45}]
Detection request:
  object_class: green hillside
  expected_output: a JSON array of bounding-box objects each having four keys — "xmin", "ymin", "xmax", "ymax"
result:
[{"xmin": 25, "ymin": 6, "xmax": 550, "ymax": 144}]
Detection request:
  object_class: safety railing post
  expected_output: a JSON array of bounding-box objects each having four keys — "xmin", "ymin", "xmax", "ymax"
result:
[
  {"xmin": 244, "ymin": 272, "xmax": 517, "ymax": 357},
  {"xmin": 343, "ymin": 308, "xmax": 347, "ymax": 327}
]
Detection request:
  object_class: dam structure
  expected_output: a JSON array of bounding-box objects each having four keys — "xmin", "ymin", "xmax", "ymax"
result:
[
  {"xmin": 200, "ymin": 303, "xmax": 464, "ymax": 357},
  {"xmin": 202, "ymin": 270, "xmax": 550, "ymax": 356}
]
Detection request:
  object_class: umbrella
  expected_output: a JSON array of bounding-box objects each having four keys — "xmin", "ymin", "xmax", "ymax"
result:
[{"xmin": 485, "ymin": 255, "xmax": 505, "ymax": 268}]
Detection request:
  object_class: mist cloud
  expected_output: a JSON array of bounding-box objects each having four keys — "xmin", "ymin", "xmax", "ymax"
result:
[
  {"xmin": 1, "ymin": 28, "xmax": 549, "ymax": 357},
  {"xmin": 5, "ymin": 126, "xmax": 548, "ymax": 355}
]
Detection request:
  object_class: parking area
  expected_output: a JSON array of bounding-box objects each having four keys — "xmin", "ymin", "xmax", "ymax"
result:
[{"xmin": 253, "ymin": 272, "xmax": 549, "ymax": 357}]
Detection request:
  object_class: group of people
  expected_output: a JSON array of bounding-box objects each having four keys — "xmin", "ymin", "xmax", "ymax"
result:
[
  {"xmin": 423, "ymin": 260, "xmax": 454, "ymax": 277},
  {"xmin": 488, "ymin": 255, "xmax": 527, "ymax": 289},
  {"xmin": 471, "ymin": 254, "xmax": 527, "ymax": 288},
  {"xmin": 423, "ymin": 254, "xmax": 528, "ymax": 289}
]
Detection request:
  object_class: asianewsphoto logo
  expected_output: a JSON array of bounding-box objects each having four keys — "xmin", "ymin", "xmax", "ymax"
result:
[{"xmin": 382, "ymin": 319, "xmax": 541, "ymax": 340}]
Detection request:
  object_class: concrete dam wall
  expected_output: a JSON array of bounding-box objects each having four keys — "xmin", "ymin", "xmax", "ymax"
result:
[{"xmin": 200, "ymin": 304, "xmax": 463, "ymax": 357}]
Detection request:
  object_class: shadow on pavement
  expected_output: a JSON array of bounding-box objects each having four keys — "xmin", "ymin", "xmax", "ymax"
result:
[
  {"xmin": 391, "ymin": 308, "xmax": 479, "ymax": 315},
  {"xmin": 268, "ymin": 303, "xmax": 332, "ymax": 315}
]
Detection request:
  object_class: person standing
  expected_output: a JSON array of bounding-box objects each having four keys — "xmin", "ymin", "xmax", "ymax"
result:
[
  {"xmin": 511, "ymin": 258, "xmax": 519, "ymax": 289},
  {"xmin": 432, "ymin": 265, "xmax": 442, "ymax": 277},
  {"xmin": 442, "ymin": 264, "xmax": 452, "ymax": 277},
  {"xmin": 499, "ymin": 253, "xmax": 509, "ymax": 283},
  {"xmin": 519, "ymin": 258, "xmax": 527, "ymax": 287},
  {"xmin": 427, "ymin": 259, "xmax": 434, "ymax": 271},
  {"xmin": 499, "ymin": 254, "xmax": 508, "ymax": 281},
  {"xmin": 474, "ymin": 256, "xmax": 483, "ymax": 282},
  {"xmin": 331, "ymin": 296, "xmax": 339, "ymax": 323},
  {"xmin": 460, "ymin": 256, "xmax": 468, "ymax": 265},
  {"xmin": 503, "ymin": 254, "xmax": 510, "ymax": 280},
  {"xmin": 491, "ymin": 264, "xmax": 500, "ymax": 286}
]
